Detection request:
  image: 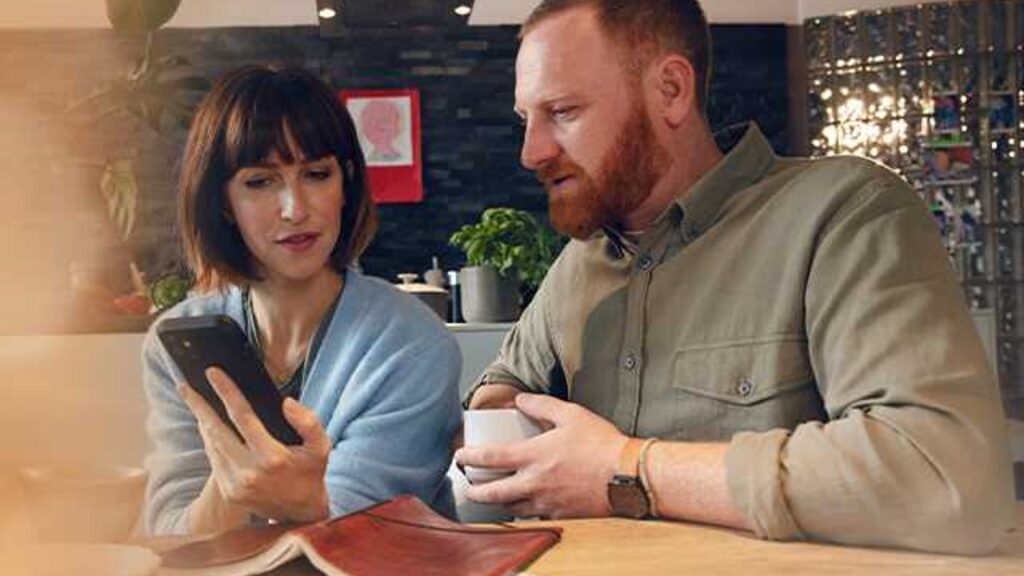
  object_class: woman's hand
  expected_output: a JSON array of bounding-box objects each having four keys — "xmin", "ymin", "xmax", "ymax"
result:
[{"xmin": 179, "ymin": 367, "xmax": 332, "ymax": 524}]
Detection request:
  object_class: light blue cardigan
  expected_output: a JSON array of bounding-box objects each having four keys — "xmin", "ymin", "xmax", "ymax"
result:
[{"xmin": 141, "ymin": 270, "xmax": 462, "ymax": 535}]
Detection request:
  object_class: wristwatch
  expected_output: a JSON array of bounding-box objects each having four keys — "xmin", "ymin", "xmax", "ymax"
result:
[{"xmin": 607, "ymin": 438, "xmax": 651, "ymax": 519}]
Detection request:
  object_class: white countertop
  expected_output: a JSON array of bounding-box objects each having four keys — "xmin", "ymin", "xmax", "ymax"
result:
[{"xmin": 446, "ymin": 322, "xmax": 515, "ymax": 332}]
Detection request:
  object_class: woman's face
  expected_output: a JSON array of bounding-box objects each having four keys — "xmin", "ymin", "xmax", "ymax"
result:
[{"xmin": 225, "ymin": 144, "xmax": 345, "ymax": 286}]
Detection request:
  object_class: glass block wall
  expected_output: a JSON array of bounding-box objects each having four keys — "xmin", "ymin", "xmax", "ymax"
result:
[{"xmin": 805, "ymin": 0, "xmax": 1024, "ymax": 417}]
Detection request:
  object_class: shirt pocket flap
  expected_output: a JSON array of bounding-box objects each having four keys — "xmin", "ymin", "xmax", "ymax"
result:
[{"xmin": 672, "ymin": 338, "xmax": 812, "ymax": 405}]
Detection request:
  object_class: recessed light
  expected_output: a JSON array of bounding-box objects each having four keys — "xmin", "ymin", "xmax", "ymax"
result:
[
  {"xmin": 454, "ymin": 5, "xmax": 472, "ymax": 16},
  {"xmin": 319, "ymin": 7, "xmax": 337, "ymax": 19}
]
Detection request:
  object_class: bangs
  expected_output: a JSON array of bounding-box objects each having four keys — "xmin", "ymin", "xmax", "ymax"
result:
[{"xmin": 220, "ymin": 74, "xmax": 348, "ymax": 172}]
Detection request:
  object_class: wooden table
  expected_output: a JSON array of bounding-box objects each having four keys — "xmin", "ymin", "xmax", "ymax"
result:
[
  {"xmin": 521, "ymin": 504, "xmax": 1024, "ymax": 575},
  {"xmin": 150, "ymin": 504, "xmax": 1024, "ymax": 575}
]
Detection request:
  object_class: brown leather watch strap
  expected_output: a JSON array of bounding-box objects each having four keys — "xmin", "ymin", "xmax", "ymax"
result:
[{"xmin": 616, "ymin": 438, "xmax": 645, "ymax": 477}]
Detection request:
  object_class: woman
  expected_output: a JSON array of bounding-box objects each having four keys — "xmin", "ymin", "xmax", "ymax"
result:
[{"xmin": 141, "ymin": 66, "xmax": 462, "ymax": 536}]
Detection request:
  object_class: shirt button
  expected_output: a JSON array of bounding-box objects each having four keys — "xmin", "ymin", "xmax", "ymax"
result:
[
  {"xmin": 622, "ymin": 354, "xmax": 638, "ymax": 372},
  {"xmin": 737, "ymin": 378, "xmax": 755, "ymax": 397},
  {"xmin": 638, "ymin": 255, "xmax": 654, "ymax": 271}
]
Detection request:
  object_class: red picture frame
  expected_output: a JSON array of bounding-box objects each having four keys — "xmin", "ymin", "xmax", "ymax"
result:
[{"xmin": 339, "ymin": 88, "xmax": 423, "ymax": 204}]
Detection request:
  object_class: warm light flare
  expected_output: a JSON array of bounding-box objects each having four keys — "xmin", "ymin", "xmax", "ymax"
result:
[{"xmin": 816, "ymin": 89, "xmax": 909, "ymax": 157}]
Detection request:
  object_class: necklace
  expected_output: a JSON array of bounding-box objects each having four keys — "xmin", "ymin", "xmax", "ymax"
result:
[
  {"xmin": 244, "ymin": 290, "xmax": 304, "ymax": 388},
  {"xmin": 243, "ymin": 287, "xmax": 342, "ymax": 394}
]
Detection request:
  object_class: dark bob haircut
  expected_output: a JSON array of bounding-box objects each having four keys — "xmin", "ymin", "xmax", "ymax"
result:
[{"xmin": 178, "ymin": 65, "xmax": 377, "ymax": 291}]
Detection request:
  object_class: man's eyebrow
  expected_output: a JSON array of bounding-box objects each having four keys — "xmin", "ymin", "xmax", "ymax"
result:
[
  {"xmin": 514, "ymin": 94, "xmax": 576, "ymax": 118},
  {"xmin": 539, "ymin": 94, "xmax": 579, "ymax": 111}
]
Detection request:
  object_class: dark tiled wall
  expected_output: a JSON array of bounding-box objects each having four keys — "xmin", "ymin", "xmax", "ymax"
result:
[
  {"xmin": 0, "ymin": 23, "xmax": 788, "ymax": 332},
  {"xmin": 363, "ymin": 24, "xmax": 791, "ymax": 281}
]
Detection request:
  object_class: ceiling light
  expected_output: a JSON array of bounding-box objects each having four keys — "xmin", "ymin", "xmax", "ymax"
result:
[
  {"xmin": 319, "ymin": 7, "xmax": 337, "ymax": 19},
  {"xmin": 454, "ymin": 5, "xmax": 472, "ymax": 16}
]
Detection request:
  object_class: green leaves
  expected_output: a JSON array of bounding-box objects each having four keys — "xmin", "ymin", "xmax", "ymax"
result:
[
  {"xmin": 103, "ymin": 3, "xmax": 203, "ymax": 133},
  {"xmin": 149, "ymin": 272, "xmax": 193, "ymax": 310},
  {"xmin": 59, "ymin": 0, "xmax": 206, "ymax": 285},
  {"xmin": 70, "ymin": 3, "xmax": 206, "ymax": 136},
  {"xmin": 100, "ymin": 158, "xmax": 139, "ymax": 242},
  {"xmin": 449, "ymin": 208, "xmax": 562, "ymax": 290},
  {"xmin": 127, "ymin": 53, "xmax": 211, "ymax": 133},
  {"xmin": 106, "ymin": 0, "xmax": 182, "ymax": 34},
  {"xmin": 67, "ymin": 50, "xmax": 210, "ymax": 136}
]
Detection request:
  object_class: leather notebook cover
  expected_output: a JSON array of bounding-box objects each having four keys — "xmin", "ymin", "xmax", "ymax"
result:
[{"xmin": 160, "ymin": 495, "xmax": 561, "ymax": 576}]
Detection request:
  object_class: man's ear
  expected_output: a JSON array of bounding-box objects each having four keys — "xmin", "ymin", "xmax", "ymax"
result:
[{"xmin": 653, "ymin": 55, "xmax": 697, "ymax": 128}]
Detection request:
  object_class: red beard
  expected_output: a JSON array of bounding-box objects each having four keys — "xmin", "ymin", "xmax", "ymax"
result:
[{"xmin": 536, "ymin": 101, "xmax": 665, "ymax": 239}]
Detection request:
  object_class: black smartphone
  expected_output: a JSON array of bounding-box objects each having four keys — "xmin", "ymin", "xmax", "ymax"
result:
[{"xmin": 156, "ymin": 315, "xmax": 302, "ymax": 445}]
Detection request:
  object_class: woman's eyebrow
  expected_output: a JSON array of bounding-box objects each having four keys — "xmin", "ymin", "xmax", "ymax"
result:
[{"xmin": 242, "ymin": 154, "xmax": 331, "ymax": 169}]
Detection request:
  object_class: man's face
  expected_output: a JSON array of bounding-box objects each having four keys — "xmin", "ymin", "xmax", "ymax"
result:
[{"xmin": 515, "ymin": 7, "xmax": 664, "ymax": 238}]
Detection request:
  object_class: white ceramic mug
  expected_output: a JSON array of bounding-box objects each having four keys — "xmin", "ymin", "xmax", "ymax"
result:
[{"xmin": 462, "ymin": 408, "xmax": 543, "ymax": 485}]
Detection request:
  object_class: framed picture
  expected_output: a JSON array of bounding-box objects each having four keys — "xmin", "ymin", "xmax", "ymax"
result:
[{"xmin": 339, "ymin": 88, "xmax": 423, "ymax": 204}]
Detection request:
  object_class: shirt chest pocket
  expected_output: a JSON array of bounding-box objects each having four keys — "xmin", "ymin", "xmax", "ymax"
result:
[{"xmin": 669, "ymin": 337, "xmax": 825, "ymax": 439}]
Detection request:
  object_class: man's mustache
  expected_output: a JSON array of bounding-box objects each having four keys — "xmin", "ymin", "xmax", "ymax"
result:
[{"xmin": 535, "ymin": 161, "xmax": 584, "ymax": 187}]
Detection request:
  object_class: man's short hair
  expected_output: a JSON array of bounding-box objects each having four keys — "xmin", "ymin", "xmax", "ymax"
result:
[
  {"xmin": 522, "ymin": 0, "xmax": 712, "ymax": 111},
  {"xmin": 178, "ymin": 66, "xmax": 377, "ymax": 291}
]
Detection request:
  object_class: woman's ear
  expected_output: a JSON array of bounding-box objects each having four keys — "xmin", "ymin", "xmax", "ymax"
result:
[
  {"xmin": 655, "ymin": 55, "xmax": 697, "ymax": 128},
  {"xmin": 345, "ymin": 159, "xmax": 356, "ymax": 181}
]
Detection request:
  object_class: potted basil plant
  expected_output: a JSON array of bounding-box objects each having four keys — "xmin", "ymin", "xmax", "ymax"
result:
[{"xmin": 449, "ymin": 208, "xmax": 560, "ymax": 323}]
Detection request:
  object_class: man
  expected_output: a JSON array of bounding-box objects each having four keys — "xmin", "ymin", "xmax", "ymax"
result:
[{"xmin": 455, "ymin": 0, "xmax": 1015, "ymax": 554}]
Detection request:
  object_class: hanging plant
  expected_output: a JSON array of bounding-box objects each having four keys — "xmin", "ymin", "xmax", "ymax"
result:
[
  {"xmin": 106, "ymin": 0, "xmax": 182, "ymax": 34},
  {"xmin": 64, "ymin": 0, "xmax": 205, "ymax": 319},
  {"xmin": 64, "ymin": 0, "xmax": 207, "ymax": 248},
  {"xmin": 68, "ymin": 1, "xmax": 210, "ymax": 135}
]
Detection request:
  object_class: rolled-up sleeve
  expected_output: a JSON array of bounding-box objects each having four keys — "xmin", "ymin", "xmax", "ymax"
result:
[
  {"xmin": 725, "ymin": 181, "xmax": 1016, "ymax": 554},
  {"xmin": 464, "ymin": 254, "xmax": 567, "ymax": 404}
]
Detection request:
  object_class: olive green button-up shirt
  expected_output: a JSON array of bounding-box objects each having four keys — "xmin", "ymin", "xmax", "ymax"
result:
[{"xmin": 476, "ymin": 124, "xmax": 1015, "ymax": 553}]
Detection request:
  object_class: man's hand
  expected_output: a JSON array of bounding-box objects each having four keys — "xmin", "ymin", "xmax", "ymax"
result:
[
  {"xmin": 467, "ymin": 383, "xmax": 522, "ymax": 409},
  {"xmin": 179, "ymin": 367, "xmax": 332, "ymax": 524},
  {"xmin": 455, "ymin": 393, "xmax": 628, "ymax": 519}
]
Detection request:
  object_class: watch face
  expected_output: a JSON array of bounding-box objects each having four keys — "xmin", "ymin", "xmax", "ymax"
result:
[{"xmin": 607, "ymin": 476, "xmax": 649, "ymax": 519}]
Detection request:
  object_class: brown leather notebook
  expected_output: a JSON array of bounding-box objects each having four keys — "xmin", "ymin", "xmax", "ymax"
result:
[{"xmin": 159, "ymin": 495, "xmax": 561, "ymax": 575}]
